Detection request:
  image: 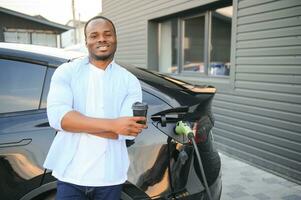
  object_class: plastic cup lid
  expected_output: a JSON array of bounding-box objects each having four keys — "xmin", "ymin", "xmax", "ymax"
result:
[{"xmin": 132, "ymin": 102, "xmax": 148, "ymax": 110}]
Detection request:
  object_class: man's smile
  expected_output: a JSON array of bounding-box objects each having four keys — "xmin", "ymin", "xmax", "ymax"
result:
[{"xmin": 96, "ymin": 44, "xmax": 110, "ymax": 51}]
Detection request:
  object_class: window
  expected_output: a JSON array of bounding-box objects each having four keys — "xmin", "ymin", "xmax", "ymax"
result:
[
  {"xmin": 40, "ymin": 67, "xmax": 55, "ymax": 108},
  {"xmin": 183, "ymin": 15, "xmax": 205, "ymax": 73},
  {"xmin": 159, "ymin": 19, "xmax": 178, "ymax": 73},
  {"xmin": 0, "ymin": 59, "xmax": 46, "ymax": 113},
  {"xmin": 4, "ymin": 32, "xmax": 31, "ymax": 44},
  {"xmin": 32, "ymin": 32, "xmax": 57, "ymax": 47},
  {"xmin": 210, "ymin": 7, "xmax": 232, "ymax": 76},
  {"xmin": 4, "ymin": 29, "xmax": 58, "ymax": 47},
  {"xmin": 158, "ymin": 5, "xmax": 233, "ymax": 77},
  {"xmin": 142, "ymin": 90, "xmax": 168, "ymax": 116},
  {"xmin": 142, "ymin": 91, "xmax": 164, "ymax": 106}
]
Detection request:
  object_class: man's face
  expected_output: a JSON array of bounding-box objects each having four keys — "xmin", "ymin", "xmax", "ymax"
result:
[{"xmin": 85, "ymin": 19, "xmax": 117, "ymax": 61}]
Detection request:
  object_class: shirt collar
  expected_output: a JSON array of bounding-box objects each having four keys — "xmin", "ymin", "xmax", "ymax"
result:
[{"xmin": 82, "ymin": 56, "xmax": 115, "ymax": 72}]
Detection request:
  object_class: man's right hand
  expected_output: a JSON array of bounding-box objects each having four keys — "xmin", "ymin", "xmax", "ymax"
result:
[{"xmin": 111, "ymin": 116, "xmax": 147, "ymax": 136}]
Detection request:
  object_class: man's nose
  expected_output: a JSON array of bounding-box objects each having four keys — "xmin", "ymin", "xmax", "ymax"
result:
[{"xmin": 97, "ymin": 35, "xmax": 106, "ymax": 42}]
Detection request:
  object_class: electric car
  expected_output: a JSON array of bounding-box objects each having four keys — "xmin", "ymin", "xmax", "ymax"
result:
[{"xmin": 0, "ymin": 43, "xmax": 222, "ymax": 200}]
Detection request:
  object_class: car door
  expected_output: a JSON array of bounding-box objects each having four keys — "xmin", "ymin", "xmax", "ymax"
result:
[
  {"xmin": 126, "ymin": 87, "xmax": 175, "ymax": 198},
  {"xmin": 0, "ymin": 59, "xmax": 57, "ymax": 200}
]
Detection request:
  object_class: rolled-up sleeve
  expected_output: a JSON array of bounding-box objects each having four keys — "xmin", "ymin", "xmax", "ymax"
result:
[
  {"xmin": 47, "ymin": 63, "xmax": 74, "ymax": 131},
  {"xmin": 118, "ymin": 74, "xmax": 142, "ymax": 140}
]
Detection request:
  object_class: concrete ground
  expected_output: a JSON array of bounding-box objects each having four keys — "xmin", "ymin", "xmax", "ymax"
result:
[{"xmin": 220, "ymin": 153, "xmax": 301, "ymax": 200}]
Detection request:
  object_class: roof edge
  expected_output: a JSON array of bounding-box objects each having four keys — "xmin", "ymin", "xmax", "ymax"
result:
[{"xmin": 0, "ymin": 6, "xmax": 73, "ymax": 31}]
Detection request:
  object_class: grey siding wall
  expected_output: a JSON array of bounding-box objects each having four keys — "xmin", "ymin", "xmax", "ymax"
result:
[
  {"xmin": 213, "ymin": 0, "xmax": 301, "ymax": 183},
  {"xmin": 102, "ymin": 0, "xmax": 301, "ymax": 183}
]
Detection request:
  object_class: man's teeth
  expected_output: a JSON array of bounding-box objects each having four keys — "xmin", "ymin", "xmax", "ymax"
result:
[{"xmin": 98, "ymin": 46, "xmax": 108, "ymax": 50}]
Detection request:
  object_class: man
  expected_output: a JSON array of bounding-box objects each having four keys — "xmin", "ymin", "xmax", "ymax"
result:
[{"xmin": 44, "ymin": 16, "xmax": 147, "ymax": 200}]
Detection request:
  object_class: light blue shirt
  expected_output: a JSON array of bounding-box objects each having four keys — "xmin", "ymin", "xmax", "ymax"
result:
[{"xmin": 44, "ymin": 57, "xmax": 142, "ymax": 186}]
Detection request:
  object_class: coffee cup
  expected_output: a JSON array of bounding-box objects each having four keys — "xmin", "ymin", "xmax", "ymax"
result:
[{"xmin": 132, "ymin": 102, "xmax": 148, "ymax": 124}]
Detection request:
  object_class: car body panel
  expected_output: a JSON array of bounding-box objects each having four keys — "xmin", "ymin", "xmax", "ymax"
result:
[{"xmin": 0, "ymin": 111, "xmax": 56, "ymax": 200}]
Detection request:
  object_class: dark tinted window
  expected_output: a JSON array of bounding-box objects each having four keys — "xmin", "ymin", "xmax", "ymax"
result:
[
  {"xmin": 40, "ymin": 67, "xmax": 55, "ymax": 108},
  {"xmin": 142, "ymin": 90, "xmax": 170, "ymax": 117},
  {"xmin": 143, "ymin": 91, "xmax": 164, "ymax": 106},
  {"xmin": 0, "ymin": 59, "xmax": 46, "ymax": 113}
]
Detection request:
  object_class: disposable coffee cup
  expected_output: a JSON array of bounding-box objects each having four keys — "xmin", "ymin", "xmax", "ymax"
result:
[{"xmin": 132, "ymin": 102, "xmax": 148, "ymax": 124}]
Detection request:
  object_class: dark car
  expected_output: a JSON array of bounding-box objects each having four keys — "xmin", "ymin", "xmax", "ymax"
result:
[{"xmin": 0, "ymin": 43, "xmax": 222, "ymax": 200}]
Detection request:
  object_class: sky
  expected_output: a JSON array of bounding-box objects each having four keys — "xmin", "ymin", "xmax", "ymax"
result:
[{"xmin": 0, "ymin": 0, "xmax": 102, "ymax": 24}]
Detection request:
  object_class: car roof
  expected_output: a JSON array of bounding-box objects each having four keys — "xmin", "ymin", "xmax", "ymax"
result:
[{"xmin": 0, "ymin": 42, "xmax": 85, "ymax": 67}]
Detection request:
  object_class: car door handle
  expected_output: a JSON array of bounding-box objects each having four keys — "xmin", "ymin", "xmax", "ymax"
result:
[{"xmin": 0, "ymin": 138, "xmax": 32, "ymax": 148}]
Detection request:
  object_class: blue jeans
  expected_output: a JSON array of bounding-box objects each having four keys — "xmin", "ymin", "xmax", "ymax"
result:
[{"xmin": 56, "ymin": 180, "xmax": 123, "ymax": 200}]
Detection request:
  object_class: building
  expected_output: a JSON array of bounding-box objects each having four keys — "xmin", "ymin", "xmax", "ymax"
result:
[
  {"xmin": 61, "ymin": 19, "xmax": 86, "ymax": 48},
  {"xmin": 0, "ymin": 7, "xmax": 72, "ymax": 47},
  {"xmin": 101, "ymin": 0, "xmax": 301, "ymax": 184}
]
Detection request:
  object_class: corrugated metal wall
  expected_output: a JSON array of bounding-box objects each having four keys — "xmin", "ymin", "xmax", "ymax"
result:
[
  {"xmin": 102, "ymin": 0, "xmax": 301, "ymax": 183},
  {"xmin": 214, "ymin": 0, "xmax": 301, "ymax": 184}
]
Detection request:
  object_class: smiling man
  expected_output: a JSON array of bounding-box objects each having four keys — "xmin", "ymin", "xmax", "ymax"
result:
[
  {"xmin": 43, "ymin": 16, "xmax": 147, "ymax": 200},
  {"xmin": 85, "ymin": 16, "xmax": 117, "ymax": 66}
]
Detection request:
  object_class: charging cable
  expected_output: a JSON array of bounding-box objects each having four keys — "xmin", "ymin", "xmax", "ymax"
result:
[{"xmin": 175, "ymin": 121, "xmax": 213, "ymax": 200}]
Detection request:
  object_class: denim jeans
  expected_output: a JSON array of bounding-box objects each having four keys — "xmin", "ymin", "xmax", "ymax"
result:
[{"xmin": 56, "ymin": 180, "xmax": 123, "ymax": 200}]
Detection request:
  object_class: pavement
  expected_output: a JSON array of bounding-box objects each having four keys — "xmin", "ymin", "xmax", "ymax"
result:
[{"xmin": 219, "ymin": 153, "xmax": 301, "ymax": 200}]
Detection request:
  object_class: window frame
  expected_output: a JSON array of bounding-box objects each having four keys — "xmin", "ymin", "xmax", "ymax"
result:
[
  {"xmin": 179, "ymin": 12, "xmax": 209, "ymax": 76},
  {"xmin": 157, "ymin": 4, "xmax": 234, "ymax": 80},
  {"xmin": 163, "ymin": 10, "xmax": 233, "ymax": 79},
  {"xmin": 147, "ymin": 1, "xmax": 236, "ymax": 91},
  {"xmin": 40, "ymin": 67, "xmax": 55, "ymax": 109}
]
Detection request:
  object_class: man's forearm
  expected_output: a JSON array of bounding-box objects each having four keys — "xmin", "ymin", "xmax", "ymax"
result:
[
  {"xmin": 60, "ymin": 110, "xmax": 147, "ymax": 138},
  {"xmin": 90, "ymin": 131, "xmax": 118, "ymax": 139},
  {"xmin": 61, "ymin": 111, "xmax": 117, "ymax": 139}
]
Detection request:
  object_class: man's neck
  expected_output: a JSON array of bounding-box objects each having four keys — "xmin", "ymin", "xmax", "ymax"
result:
[{"xmin": 89, "ymin": 57, "xmax": 113, "ymax": 70}]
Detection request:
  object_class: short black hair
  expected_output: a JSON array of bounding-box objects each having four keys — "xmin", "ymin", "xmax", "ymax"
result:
[{"xmin": 84, "ymin": 16, "xmax": 116, "ymax": 38}]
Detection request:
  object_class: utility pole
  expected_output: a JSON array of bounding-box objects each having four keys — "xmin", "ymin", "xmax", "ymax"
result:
[{"xmin": 72, "ymin": 0, "xmax": 77, "ymax": 44}]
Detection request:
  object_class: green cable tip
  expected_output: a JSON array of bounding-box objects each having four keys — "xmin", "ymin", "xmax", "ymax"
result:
[{"xmin": 175, "ymin": 121, "xmax": 193, "ymax": 136}]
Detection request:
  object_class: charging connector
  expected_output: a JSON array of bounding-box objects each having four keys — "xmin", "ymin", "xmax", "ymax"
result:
[{"xmin": 175, "ymin": 121, "xmax": 213, "ymax": 200}]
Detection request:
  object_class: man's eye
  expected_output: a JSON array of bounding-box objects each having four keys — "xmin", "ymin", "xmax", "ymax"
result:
[{"xmin": 90, "ymin": 35, "xmax": 97, "ymax": 38}]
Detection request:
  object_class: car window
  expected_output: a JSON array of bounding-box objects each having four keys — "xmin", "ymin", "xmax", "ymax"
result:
[
  {"xmin": 40, "ymin": 67, "xmax": 55, "ymax": 108},
  {"xmin": 0, "ymin": 59, "xmax": 46, "ymax": 114},
  {"xmin": 142, "ymin": 90, "xmax": 164, "ymax": 106}
]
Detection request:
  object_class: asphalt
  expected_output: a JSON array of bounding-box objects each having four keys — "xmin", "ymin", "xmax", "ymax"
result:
[{"xmin": 219, "ymin": 153, "xmax": 301, "ymax": 200}]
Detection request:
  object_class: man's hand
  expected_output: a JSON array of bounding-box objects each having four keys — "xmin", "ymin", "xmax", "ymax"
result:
[{"xmin": 111, "ymin": 116, "xmax": 147, "ymax": 136}]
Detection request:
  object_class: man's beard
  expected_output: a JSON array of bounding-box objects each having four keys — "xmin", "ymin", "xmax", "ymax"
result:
[{"xmin": 90, "ymin": 52, "xmax": 115, "ymax": 61}]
